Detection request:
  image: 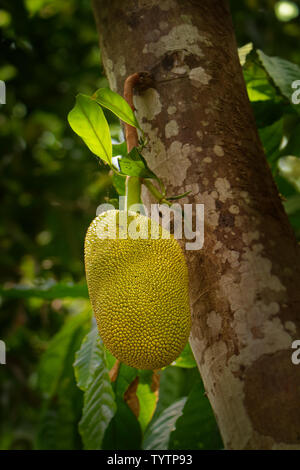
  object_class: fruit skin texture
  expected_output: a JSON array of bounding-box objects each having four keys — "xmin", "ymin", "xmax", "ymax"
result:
[{"xmin": 85, "ymin": 210, "xmax": 191, "ymax": 370}]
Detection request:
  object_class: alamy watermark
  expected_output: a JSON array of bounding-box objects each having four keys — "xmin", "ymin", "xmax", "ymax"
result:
[
  {"xmin": 96, "ymin": 198, "xmax": 204, "ymax": 251},
  {"xmin": 0, "ymin": 340, "xmax": 6, "ymax": 365},
  {"xmin": 0, "ymin": 80, "xmax": 6, "ymax": 104},
  {"xmin": 291, "ymin": 80, "xmax": 300, "ymax": 105},
  {"xmin": 291, "ymin": 340, "xmax": 300, "ymax": 365}
]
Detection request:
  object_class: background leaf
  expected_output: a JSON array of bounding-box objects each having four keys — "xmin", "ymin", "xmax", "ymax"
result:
[
  {"xmin": 143, "ymin": 397, "xmax": 187, "ymax": 450},
  {"xmin": 171, "ymin": 342, "xmax": 197, "ymax": 368},
  {"xmin": 0, "ymin": 281, "xmax": 89, "ymax": 300},
  {"xmin": 258, "ymin": 49, "xmax": 300, "ymax": 105},
  {"xmin": 76, "ymin": 329, "xmax": 116, "ymax": 450},
  {"xmin": 36, "ymin": 311, "xmax": 91, "ymax": 449},
  {"xmin": 102, "ymin": 363, "xmax": 142, "ymax": 450},
  {"xmin": 169, "ymin": 380, "xmax": 223, "ymax": 450}
]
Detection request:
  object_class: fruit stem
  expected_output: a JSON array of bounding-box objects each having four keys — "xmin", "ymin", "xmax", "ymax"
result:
[
  {"xmin": 125, "ymin": 176, "xmax": 142, "ymax": 211},
  {"xmin": 123, "ymin": 73, "xmax": 142, "ymax": 210}
]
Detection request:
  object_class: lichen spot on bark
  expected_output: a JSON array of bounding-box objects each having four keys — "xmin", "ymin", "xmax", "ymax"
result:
[
  {"xmin": 189, "ymin": 67, "xmax": 212, "ymax": 87},
  {"xmin": 165, "ymin": 120, "xmax": 179, "ymax": 138},
  {"xmin": 167, "ymin": 105, "xmax": 177, "ymax": 115},
  {"xmin": 213, "ymin": 145, "xmax": 224, "ymax": 157},
  {"xmin": 143, "ymin": 24, "xmax": 208, "ymax": 58},
  {"xmin": 134, "ymin": 88, "xmax": 162, "ymax": 121},
  {"xmin": 214, "ymin": 177, "xmax": 233, "ymax": 203}
]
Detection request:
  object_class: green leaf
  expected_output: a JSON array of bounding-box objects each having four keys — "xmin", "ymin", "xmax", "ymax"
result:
[
  {"xmin": 171, "ymin": 342, "xmax": 197, "ymax": 368},
  {"xmin": 36, "ymin": 311, "xmax": 91, "ymax": 449},
  {"xmin": 112, "ymin": 141, "xmax": 127, "ymax": 157},
  {"xmin": 259, "ymin": 118, "xmax": 284, "ymax": 169},
  {"xmin": 37, "ymin": 391, "xmax": 83, "ymax": 450},
  {"xmin": 136, "ymin": 371, "xmax": 158, "ymax": 432},
  {"xmin": 68, "ymin": 94, "xmax": 112, "ymax": 165},
  {"xmin": 250, "ymin": 100, "xmax": 286, "ymax": 128},
  {"xmin": 169, "ymin": 380, "xmax": 223, "ymax": 450},
  {"xmin": 238, "ymin": 42, "xmax": 253, "ymax": 66},
  {"xmin": 279, "ymin": 121, "xmax": 300, "ymax": 158},
  {"xmin": 283, "ymin": 193, "xmax": 300, "ymax": 215},
  {"xmin": 258, "ymin": 50, "xmax": 300, "ymax": 105},
  {"xmin": 102, "ymin": 363, "xmax": 142, "ymax": 450},
  {"xmin": 278, "ymin": 155, "xmax": 300, "ymax": 192},
  {"xmin": 0, "ymin": 281, "xmax": 89, "ymax": 300},
  {"xmin": 102, "ymin": 401, "xmax": 142, "ymax": 450},
  {"xmin": 75, "ymin": 328, "xmax": 116, "ymax": 450},
  {"xmin": 94, "ymin": 88, "xmax": 140, "ymax": 129},
  {"xmin": 152, "ymin": 367, "xmax": 200, "ymax": 421},
  {"xmin": 74, "ymin": 328, "xmax": 102, "ymax": 391},
  {"xmin": 143, "ymin": 397, "xmax": 187, "ymax": 450},
  {"xmin": 244, "ymin": 53, "xmax": 277, "ymax": 102},
  {"xmin": 112, "ymin": 172, "xmax": 126, "ymax": 196},
  {"xmin": 38, "ymin": 311, "xmax": 91, "ymax": 397},
  {"xmin": 119, "ymin": 147, "xmax": 156, "ymax": 179},
  {"xmin": 113, "ymin": 363, "xmax": 138, "ymax": 398}
]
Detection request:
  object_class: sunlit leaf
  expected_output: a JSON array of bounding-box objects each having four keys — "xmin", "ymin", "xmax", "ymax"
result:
[
  {"xmin": 238, "ymin": 42, "xmax": 253, "ymax": 66},
  {"xmin": 68, "ymin": 93, "xmax": 112, "ymax": 164},
  {"xmin": 244, "ymin": 55, "xmax": 277, "ymax": 101},
  {"xmin": 171, "ymin": 342, "xmax": 197, "ymax": 368},
  {"xmin": 94, "ymin": 88, "xmax": 140, "ymax": 129},
  {"xmin": 136, "ymin": 371, "xmax": 158, "ymax": 432}
]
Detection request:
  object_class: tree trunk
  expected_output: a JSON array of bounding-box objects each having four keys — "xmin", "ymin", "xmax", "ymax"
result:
[{"xmin": 92, "ymin": 0, "xmax": 300, "ymax": 449}]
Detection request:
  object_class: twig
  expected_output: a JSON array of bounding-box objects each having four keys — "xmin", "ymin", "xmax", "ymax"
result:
[{"xmin": 123, "ymin": 73, "xmax": 140, "ymax": 153}]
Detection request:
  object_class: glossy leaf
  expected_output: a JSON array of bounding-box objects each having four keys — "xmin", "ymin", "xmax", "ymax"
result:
[
  {"xmin": 136, "ymin": 371, "xmax": 158, "ymax": 432},
  {"xmin": 119, "ymin": 147, "xmax": 156, "ymax": 179},
  {"xmin": 112, "ymin": 141, "xmax": 127, "ymax": 157},
  {"xmin": 74, "ymin": 328, "xmax": 102, "ymax": 391},
  {"xmin": 243, "ymin": 53, "xmax": 277, "ymax": 102},
  {"xmin": 143, "ymin": 397, "xmax": 187, "ymax": 450},
  {"xmin": 258, "ymin": 50, "xmax": 300, "ymax": 105},
  {"xmin": 68, "ymin": 93, "xmax": 112, "ymax": 164},
  {"xmin": 95, "ymin": 88, "xmax": 140, "ymax": 129}
]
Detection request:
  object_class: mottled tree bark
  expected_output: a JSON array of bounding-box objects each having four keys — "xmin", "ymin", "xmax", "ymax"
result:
[{"xmin": 92, "ymin": 0, "xmax": 300, "ymax": 449}]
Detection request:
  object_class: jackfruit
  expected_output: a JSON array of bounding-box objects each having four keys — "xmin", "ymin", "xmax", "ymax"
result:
[{"xmin": 85, "ymin": 210, "xmax": 191, "ymax": 369}]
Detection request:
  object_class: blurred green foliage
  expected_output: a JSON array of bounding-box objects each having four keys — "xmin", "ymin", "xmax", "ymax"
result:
[{"xmin": 0, "ymin": 0, "xmax": 300, "ymax": 450}]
